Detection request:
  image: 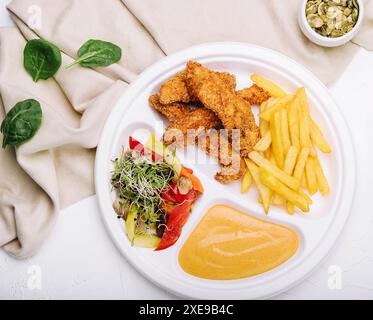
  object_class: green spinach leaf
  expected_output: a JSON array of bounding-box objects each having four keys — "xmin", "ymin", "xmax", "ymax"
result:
[
  {"xmin": 66, "ymin": 39, "xmax": 122, "ymax": 69},
  {"xmin": 1, "ymin": 99, "xmax": 42, "ymax": 148},
  {"xmin": 24, "ymin": 39, "xmax": 62, "ymax": 82}
]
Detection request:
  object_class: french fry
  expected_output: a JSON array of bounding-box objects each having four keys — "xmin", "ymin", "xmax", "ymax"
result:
[
  {"xmin": 284, "ymin": 146, "xmax": 299, "ymax": 175},
  {"xmin": 264, "ymin": 147, "xmax": 271, "ymax": 160},
  {"xmin": 310, "ymin": 119, "xmax": 332, "ymax": 154},
  {"xmin": 248, "ymin": 79, "xmax": 330, "ymax": 215},
  {"xmin": 299, "ymin": 107, "xmax": 312, "ymax": 149},
  {"xmin": 280, "ymin": 108, "xmax": 291, "ymax": 154},
  {"xmin": 274, "ymin": 147, "xmax": 298, "ymax": 206},
  {"xmin": 270, "ymin": 111, "xmax": 285, "ymax": 168},
  {"xmin": 286, "ymin": 203, "xmax": 295, "ymax": 215},
  {"xmin": 241, "ymin": 170, "xmax": 253, "ymax": 193},
  {"xmin": 298, "ymin": 87, "xmax": 310, "ymax": 113},
  {"xmin": 260, "ymin": 95, "xmax": 294, "ymax": 122},
  {"xmin": 251, "ymin": 74, "xmax": 287, "ymax": 98},
  {"xmin": 287, "ymin": 188, "xmax": 313, "ymax": 214},
  {"xmin": 299, "ymin": 189, "xmax": 313, "ymax": 205},
  {"xmin": 301, "ymin": 172, "xmax": 307, "ymax": 189},
  {"xmin": 249, "ymin": 151, "xmax": 301, "ymax": 190},
  {"xmin": 245, "ymin": 160, "xmax": 272, "ymax": 213},
  {"xmin": 284, "ymin": 146, "xmax": 299, "ymax": 213},
  {"xmin": 260, "ymin": 169, "xmax": 309, "ymax": 212},
  {"xmin": 289, "ymin": 148, "xmax": 310, "ymax": 213},
  {"xmin": 272, "ymin": 195, "xmax": 285, "ymax": 206},
  {"xmin": 298, "ymin": 88, "xmax": 316, "ymax": 156},
  {"xmin": 270, "ymin": 155, "xmax": 285, "ymax": 206},
  {"xmin": 293, "ymin": 147, "xmax": 311, "ymax": 180},
  {"xmin": 260, "ymin": 115, "xmax": 270, "ymax": 137},
  {"xmin": 260, "ymin": 99, "xmax": 270, "ymax": 113},
  {"xmin": 305, "ymin": 158, "xmax": 318, "ymax": 195},
  {"xmin": 254, "ymin": 131, "xmax": 272, "ymax": 152},
  {"xmin": 314, "ymin": 156, "xmax": 330, "ymax": 196},
  {"xmin": 259, "ymin": 100, "xmax": 271, "ymax": 136},
  {"xmin": 288, "ymin": 92, "xmax": 301, "ymax": 148}
]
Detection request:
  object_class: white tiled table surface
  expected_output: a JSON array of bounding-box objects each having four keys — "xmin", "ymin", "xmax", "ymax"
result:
[{"xmin": 1, "ymin": 1, "xmax": 373, "ymax": 300}]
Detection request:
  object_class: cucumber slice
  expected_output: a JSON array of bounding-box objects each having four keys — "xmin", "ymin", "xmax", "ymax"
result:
[
  {"xmin": 126, "ymin": 206, "xmax": 137, "ymax": 243},
  {"xmin": 164, "ymin": 149, "xmax": 182, "ymax": 176},
  {"xmin": 133, "ymin": 235, "xmax": 161, "ymax": 248},
  {"xmin": 145, "ymin": 134, "xmax": 182, "ymax": 176}
]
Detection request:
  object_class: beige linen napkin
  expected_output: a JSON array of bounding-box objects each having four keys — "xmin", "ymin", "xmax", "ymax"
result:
[
  {"xmin": 0, "ymin": 0, "xmax": 163, "ymax": 258},
  {"xmin": 0, "ymin": 0, "xmax": 372, "ymax": 258}
]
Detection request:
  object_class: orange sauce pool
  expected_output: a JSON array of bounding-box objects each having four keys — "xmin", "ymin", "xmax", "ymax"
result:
[{"xmin": 179, "ymin": 205, "xmax": 299, "ymax": 280}]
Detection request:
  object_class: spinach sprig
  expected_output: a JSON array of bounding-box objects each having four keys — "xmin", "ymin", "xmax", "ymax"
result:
[
  {"xmin": 1, "ymin": 99, "xmax": 42, "ymax": 148},
  {"xmin": 66, "ymin": 39, "xmax": 122, "ymax": 69},
  {"xmin": 24, "ymin": 39, "xmax": 62, "ymax": 82}
]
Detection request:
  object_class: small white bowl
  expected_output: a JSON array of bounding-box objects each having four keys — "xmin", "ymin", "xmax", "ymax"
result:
[{"xmin": 298, "ymin": 0, "xmax": 364, "ymax": 47}]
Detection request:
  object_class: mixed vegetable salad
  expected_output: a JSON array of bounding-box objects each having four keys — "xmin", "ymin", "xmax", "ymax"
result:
[{"xmin": 111, "ymin": 135, "xmax": 203, "ymax": 251}]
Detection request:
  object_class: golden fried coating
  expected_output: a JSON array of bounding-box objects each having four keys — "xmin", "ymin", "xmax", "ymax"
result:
[
  {"xmin": 200, "ymin": 131, "xmax": 246, "ymax": 183},
  {"xmin": 159, "ymin": 71, "xmax": 192, "ymax": 105},
  {"xmin": 149, "ymin": 95, "xmax": 220, "ymax": 145},
  {"xmin": 216, "ymin": 158, "xmax": 246, "ymax": 183},
  {"xmin": 164, "ymin": 109, "xmax": 220, "ymax": 145},
  {"xmin": 185, "ymin": 61, "xmax": 260, "ymax": 157},
  {"xmin": 149, "ymin": 94, "xmax": 190, "ymax": 122},
  {"xmin": 149, "ymin": 95, "xmax": 243, "ymax": 183},
  {"xmin": 237, "ymin": 84, "xmax": 271, "ymax": 105},
  {"xmin": 159, "ymin": 68, "xmax": 237, "ymax": 105},
  {"xmin": 165, "ymin": 128, "xmax": 245, "ymax": 183}
]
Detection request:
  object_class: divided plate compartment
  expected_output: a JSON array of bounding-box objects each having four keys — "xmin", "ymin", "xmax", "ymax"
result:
[{"xmin": 95, "ymin": 43, "xmax": 355, "ymax": 299}]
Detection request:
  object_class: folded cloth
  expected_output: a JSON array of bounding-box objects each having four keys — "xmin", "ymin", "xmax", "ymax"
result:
[
  {"xmin": 0, "ymin": 0, "xmax": 372, "ymax": 258},
  {"xmin": 123, "ymin": 0, "xmax": 369, "ymax": 84}
]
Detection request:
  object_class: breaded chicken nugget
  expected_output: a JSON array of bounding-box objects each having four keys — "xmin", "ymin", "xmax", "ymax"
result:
[
  {"xmin": 185, "ymin": 61, "xmax": 260, "ymax": 157},
  {"xmin": 159, "ymin": 69, "xmax": 237, "ymax": 105},
  {"xmin": 159, "ymin": 71, "xmax": 192, "ymax": 105},
  {"xmin": 237, "ymin": 84, "xmax": 271, "ymax": 105},
  {"xmin": 149, "ymin": 94, "xmax": 220, "ymax": 145},
  {"xmin": 149, "ymin": 95, "xmax": 243, "ymax": 182}
]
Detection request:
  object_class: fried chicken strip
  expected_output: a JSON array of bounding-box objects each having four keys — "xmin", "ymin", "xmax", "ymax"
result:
[
  {"xmin": 201, "ymin": 130, "xmax": 246, "ymax": 184},
  {"xmin": 185, "ymin": 61, "xmax": 260, "ymax": 157},
  {"xmin": 237, "ymin": 84, "xmax": 271, "ymax": 105},
  {"xmin": 159, "ymin": 69, "xmax": 237, "ymax": 105},
  {"xmin": 149, "ymin": 95, "xmax": 220, "ymax": 145},
  {"xmin": 159, "ymin": 71, "xmax": 192, "ymax": 105},
  {"xmin": 149, "ymin": 95, "xmax": 244, "ymax": 183},
  {"xmin": 163, "ymin": 128, "xmax": 245, "ymax": 183},
  {"xmin": 149, "ymin": 94, "xmax": 190, "ymax": 122}
]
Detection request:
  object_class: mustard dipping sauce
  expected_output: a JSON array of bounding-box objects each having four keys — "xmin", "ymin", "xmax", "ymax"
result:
[{"xmin": 179, "ymin": 205, "xmax": 299, "ymax": 280}]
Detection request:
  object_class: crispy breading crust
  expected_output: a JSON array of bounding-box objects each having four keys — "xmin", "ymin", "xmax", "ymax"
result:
[
  {"xmin": 149, "ymin": 95, "xmax": 244, "ymax": 183},
  {"xmin": 237, "ymin": 84, "xmax": 271, "ymax": 105},
  {"xmin": 200, "ymin": 131, "xmax": 246, "ymax": 183},
  {"xmin": 159, "ymin": 69, "xmax": 237, "ymax": 105},
  {"xmin": 149, "ymin": 94, "xmax": 220, "ymax": 145},
  {"xmin": 149, "ymin": 94, "xmax": 190, "ymax": 122},
  {"xmin": 159, "ymin": 71, "xmax": 192, "ymax": 105},
  {"xmin": 185, "ymin": 61, "xmax": 260, "ymax": 158}
]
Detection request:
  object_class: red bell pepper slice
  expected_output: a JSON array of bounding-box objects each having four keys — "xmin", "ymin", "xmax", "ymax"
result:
[
  {"xmin": 161, "ymin": 186, "xmax": 178, "ymax": 203},
  {"xmin": 129, "ymin": 136, "xmax": 161, "ymax": 162},
  {"xmin": 129, "ymin": 136, "xmax": 145, "ymax": 155},
  {"xmin": 155, "ymin": 201, "xmax": 192, "ymax": 251},
  {"xmin": 161, "ymin": 181, "xmax": 199, "ymax": 204}
]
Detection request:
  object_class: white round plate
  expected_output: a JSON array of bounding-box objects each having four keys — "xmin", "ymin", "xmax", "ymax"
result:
[{"xmin": 95, "ymin": 42, "xmax": 356, "ymax": 300}]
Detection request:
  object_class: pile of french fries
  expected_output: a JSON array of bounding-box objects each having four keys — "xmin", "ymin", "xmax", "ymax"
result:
[{"xmin": 241, "ymin": 74, "xmax": 331, "ymax": 215}]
